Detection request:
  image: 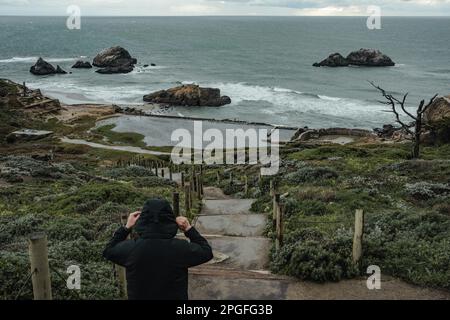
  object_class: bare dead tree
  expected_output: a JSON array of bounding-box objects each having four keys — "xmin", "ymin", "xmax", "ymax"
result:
[{"xmin": 370, "ymin": 82, "xmax": 438, "ymax": 159}]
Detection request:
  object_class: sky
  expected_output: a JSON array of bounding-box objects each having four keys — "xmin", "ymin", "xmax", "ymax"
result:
[{"xmin": 1, "ymin": 0, "xmax": 450, "ymax": 16}]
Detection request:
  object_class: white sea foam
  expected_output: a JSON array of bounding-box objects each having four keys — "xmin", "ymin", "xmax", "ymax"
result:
[
  {"xmin": 30, "ymin": 80, "xmax": 148, "ymax": 105},
  {"xmin": 201, "ymin": 81, "xmax": 391, "ymax": 125},
  {"xmin": 0, "ymin": 56, "xmax": 79, "ymax": 63}
]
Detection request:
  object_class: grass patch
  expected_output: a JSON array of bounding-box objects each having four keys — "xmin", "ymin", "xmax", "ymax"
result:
[{"xmin": 93, "ymin": 124, "xmax": 146, "ymax": 147}]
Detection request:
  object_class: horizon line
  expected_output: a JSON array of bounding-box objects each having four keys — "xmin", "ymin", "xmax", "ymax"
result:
[{"xmin": 1, "ymin": 14, "xmax": 450, "ymax": 17}]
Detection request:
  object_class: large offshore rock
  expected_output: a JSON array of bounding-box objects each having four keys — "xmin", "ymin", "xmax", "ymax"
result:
[
  {"xmin": 313, "ymin": 53, "xmax": 349, "ymax": 67},
  {"xmin": 346, "ymin": 48, "xmax": 395, "ymax": 66},
  {"xmin": 30, "ymin": 58, "xmax": 56, "ymax": 75},
  {"xmin": 92, "ymin": 46, "xmax": 137, "ymax": 68},
  {"xmin": 143, "ymin": 84, "xmax": 232, "ymax": 107}
]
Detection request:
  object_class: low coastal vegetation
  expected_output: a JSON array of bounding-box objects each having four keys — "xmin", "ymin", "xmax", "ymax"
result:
[{"xmin": 204, "ymin": 142, "xmax": 450, "ymax": 289}]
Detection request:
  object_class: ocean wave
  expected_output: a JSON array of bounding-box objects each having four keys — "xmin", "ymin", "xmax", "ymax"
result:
[
  {"xmin": 130, "ymin": 65, "xmax": 168, "ymax": 74},
  {"xmin": 30, "ymin": 80, "xmax": 148, "ymax": 105},
  {"xmin": 200, "ymin": 81, "xmax": 392, "ymax": 123},
  {"xmin": 0, "ymin": 56, "xmax": 79, "ymax": 63}
]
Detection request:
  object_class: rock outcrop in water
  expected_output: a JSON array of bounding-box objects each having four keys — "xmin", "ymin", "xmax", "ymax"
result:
[
  {"xmin": 55, "ymin": 65, "xmax": 67, "ymax": 74},
  {"xmin": 93, "ymin": 46, "xmax": 137, "ymax": 74},
  {"xmin": 346, "ymin": 49, "xmax": 395, "ymax": 67},
  {"xmin": 313, "ymin": 48, "xmax": 395, "ymax": 67},
  {"xmin": 143, "ymin": 84, "xmax": 232, "ymax": 107},
  {"xmin": 72, "ymin": 61, "xmax": 92, "ymax": 69},
  {"xmin": 313, "ymin": 53, "xmax": 349, "ymax": 67},
  {"xmin": 30, "ymin": 58, "xmax": 57, "ymax": 75}
]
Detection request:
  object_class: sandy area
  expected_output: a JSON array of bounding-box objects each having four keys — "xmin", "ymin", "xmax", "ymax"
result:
[{"xmin": 57, "ymin": 104, "xmax": 119, "ymax": 123}]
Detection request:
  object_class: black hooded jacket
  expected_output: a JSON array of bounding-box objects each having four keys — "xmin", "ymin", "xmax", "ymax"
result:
[{"xmin": 103, "ymin": 199, "xmax": 213, "ymax": 300}]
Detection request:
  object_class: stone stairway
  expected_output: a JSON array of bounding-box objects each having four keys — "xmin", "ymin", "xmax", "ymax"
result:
[{"xmin": 186, "ymin": 187, "xmax": 289, "ymax": 299}]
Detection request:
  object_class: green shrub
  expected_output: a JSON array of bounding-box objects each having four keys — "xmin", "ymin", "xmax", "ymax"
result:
[
  {"xmin": 271, "ymin": 228, "xmax": 358, "ymax": 282},
  {"xmin": 49, "ymin": 182, "xmax": 148, "ymax": 215},
  {"xmin": 284, "ymin": 199, "xmax": 330, "ymax": 217},
  {"xmin": 0, "ymin": 213, "xmax": 49, "ymax": 245},
  {"xmin": 0, "ymin": 251, "xmax": 31, "ymax": 299},
  {"xmin": 133, "ymin": 176, "xmax": 177, "ymax": 188},
  {"xmin": 286, "ymin": 166, "xmax": 338, "ymax": 183},
  {"xmin": 405, "ymin": 182, "xmax": 450, "ymax": 200},
  {"xmin": 104, "ymin": 166, "xmax": 155, "ymax": 180},
  {"xmin": 44, "ymin": 216, "xmax": 94, "ymax": 241}
]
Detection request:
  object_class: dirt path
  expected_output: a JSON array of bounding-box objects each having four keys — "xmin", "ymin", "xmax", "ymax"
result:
[{"xmin": 186, "ymin": 186, "xmax": 450, "ymax": 300}]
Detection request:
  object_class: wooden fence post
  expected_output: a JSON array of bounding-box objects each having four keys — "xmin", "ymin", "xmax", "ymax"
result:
[
  {"xmin": 173, "ymin": 192, "xmax": 180, "ymax": 217},
  {"xmin": 272, "ymin": 193, "xmax": 280, "ymax": 227},
  {"xmin": 184, "ymin": 186, "xmax": 191, "ymax": 218},
  {"xmin": 270, "ymin": 180, "xmax": 274, "ymax": 197},
  {"xmin": 352, "ymin": 209, "xmax": 364, "ymax": 266},
  {"xmin": 189, "ymin": 179, "xmax": 194, "ymax": 208},
  {"xmin": 196, "ymin": 173, "xmax": 202, "ymax": 200},
  {"xmin": 29, "ymin": 233, "xmax": 52, "ymax": 300},
  {"xmin": 116, "ymin": 214, "xmax": 129, "ymax": 299},
  {"xmin": 161, "ymin": 169, "xmax": 165, "ymax": 178},
  {"xmin": 275, "ymin": 204, "xmax": 284, "ymax": 251},
  {"xmin": 169, "ymin": 165, "xmax": 173, "ymax": 181},
  {"xmin": 216, "ymin": 170, "xmax": 221, "ymax": 184},
  {"xmin": 244, "ymin": 175, "xmax": 248, "ymax": 196},
  {"xmin": 181, "ymin": 172, "xmax": 185, "ymax": 187}
]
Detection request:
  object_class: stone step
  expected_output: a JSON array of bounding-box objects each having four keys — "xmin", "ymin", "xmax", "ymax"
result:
[
  {"xmin": 195, "ymin": 213, "xmax": 267, "ymax": 237},
  {"xmin": 189, "ymin": 266, "xmax": 290, "ymax": 300},
  {"xmin": 202, "ymin": 199, "xmax": 255, "ymax": 215},
  {"xmin": 204, "ymin": 235, "xmax": 270, "ymax": 270}
]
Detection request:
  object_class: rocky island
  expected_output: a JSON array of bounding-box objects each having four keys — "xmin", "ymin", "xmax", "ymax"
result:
[
  {"xmin": 93, "ymin": 46, "xmax": 137, "ymax": 74},
  {"xmin": 313, "ymin": 48, "xmax": 395, "ymax": 67},
  {"xmin": 143, "ymin": 84, "xmax": 232, "ymax": 107},
  {"xmin": 30, "ymin": 58, "xmax": 68, "ymax": 75}
]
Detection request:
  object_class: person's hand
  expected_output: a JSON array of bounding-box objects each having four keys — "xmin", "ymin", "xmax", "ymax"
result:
[
  {"xmin": 125, "ymin": 211, "xmax": 141, "ymax": 229},
  {"xmin": 176, "ymin": 216, "xmax": 192, "ymax": 232}
]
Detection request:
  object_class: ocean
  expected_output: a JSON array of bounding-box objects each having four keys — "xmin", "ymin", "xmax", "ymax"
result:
[{"xmin": 1, "ymin": 16, "xmax": 449, "ymax": 129}]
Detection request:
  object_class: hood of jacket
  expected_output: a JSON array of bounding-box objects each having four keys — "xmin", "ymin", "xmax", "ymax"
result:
[{"xmin": 134, "ymin": 199, "xmax": 178, "ymax": 239}]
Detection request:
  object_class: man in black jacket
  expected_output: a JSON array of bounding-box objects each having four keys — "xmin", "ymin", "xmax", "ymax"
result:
[{"xmin": 103, "ymin": 199, "xmax": 213, "ymax": 300}]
